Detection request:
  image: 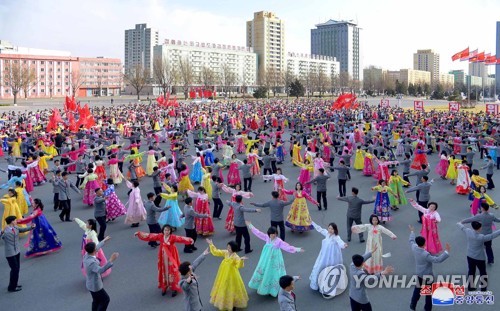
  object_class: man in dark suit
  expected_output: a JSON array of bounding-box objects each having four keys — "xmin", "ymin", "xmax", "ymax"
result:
[
  {"xmin": 337, "ymin": 187, "xmax": 375, "ymax": 242},
  {"xmin": 278, "ymin": 275, "xmax": 300, "ymax": 311},
  {"xmin": 409, "ymin": 225, "xmax": 450, "ymax": 311},
  {"xmin": 1, "ymin": 216, "xmax": 35, "ymax": 292},
  {"xmin": 83, "ymin": 237, "xmax": 119, "ymax": 311}
]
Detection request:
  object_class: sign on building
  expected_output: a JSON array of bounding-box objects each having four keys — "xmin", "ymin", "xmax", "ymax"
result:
[{"xmin": 414, "ymin": 101, "xmax": 424, "ymax": 111}]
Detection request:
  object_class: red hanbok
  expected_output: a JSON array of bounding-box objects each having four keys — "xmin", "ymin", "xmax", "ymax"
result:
[{"xmin": 136, "ymin": 233, "xmax": 193, "ymax": 293}]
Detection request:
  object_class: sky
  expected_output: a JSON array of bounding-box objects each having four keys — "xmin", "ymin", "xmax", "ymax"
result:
[{"xmin": 0, "ymin": 0, "xmax": 499, "ymax": 76}]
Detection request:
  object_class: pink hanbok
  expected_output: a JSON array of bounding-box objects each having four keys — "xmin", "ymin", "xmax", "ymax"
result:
[
  {"xmin": 435, "ymin": 155, "xmax": 449, "ymax": 178},
  {"xmin": 263, "ymin": 174, "xmax": 289, "ymax": 201},
  {"xmin": 363, "ymin": 154, "xmax": 375, "ymax": 176},
  {"xmin": 26, "ymin": 160, "xmax": 45, "ymax": 184},
  {"xmin": 297, "ymin": 165, "xmax": 313, "ymax": 196},
  {"xmin": 373, "ymin": 159, "xmax": 398, "ymax": 181},
  {"xmin": 221, "ymin": 185, "xmax": 253, "ymax": 233},
  {"xmin": 313, "ymin": 157, "xmax": 327, "ymax": 178},
  {"xmin": 410, "ymin": 201, "xmax": 443, "ymax": 255},
  {"xmin": 227, "ymin": 159, "xmax": 242, "ymax": 186},
  {"xmin": 124, "ymin": 180, "xmax": 147, "ymax": 224}
]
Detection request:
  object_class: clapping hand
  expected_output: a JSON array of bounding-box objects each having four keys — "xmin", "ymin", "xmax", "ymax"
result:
[
  {"xmin": 206, "ymin": 238, "xmax": 213, "ymax": 245},
  {"xmin": 408, "ymin": 225, "xmax": 415, "ymax": 232},
  {"xmin": 103, "ymin": 236, "xmax": 111, "ymax": 242},
  {"xmin": 203, "ymin": 248, "xmax": 210, "ymax": 255},
  {"xmin": 109, "ymin": 252, "xmax": 119, "ymax": 262}
]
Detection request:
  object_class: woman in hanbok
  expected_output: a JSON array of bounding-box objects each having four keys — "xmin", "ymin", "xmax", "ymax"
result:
[
  {"xmin": 206, "ymin": 238, "xmax": 249, "ymax": 310},
  {"xmin": 222, "ymin": 142, "xmax": 234, "ymax": 166},
  {"xmin": 293, "ymin": 159, "xmax": 313, "ymax": 196},
  {"xmin": 13, "ymin": 181, "xmax": 30, "ymax": 215},
  {"xmin": 1, "ymin": 189, "xmax": 27, "ymax": 234},
  {"xmin": 221, "ymin": 184, "xmax": 253, "ymax": 233},
  {"xmin": 351, "ymin": 214, "xmax": 397, "ymax": 274},
  {"xmin": 164, "ymin": 158, "xmax": 177, "ymax": 183},
  {"xmin": 455, "ymin": 163, "xmax": 471, "ymax": 195},
  {"xmin": 202, "ymin": 167, "xmax": 213, "ymax": 199},
  {"xmin": 282, "ymin": 183, "xmax": 318, "ymax": 232},
  {"xmin": 435, "ymin": 151, "xmax": 449, "ymax": 179},
  {"xmin": 353, "ymin": 146, "xmax": 365, "ymax": 170},
  {"xmin": 74, "ymin": 218, "xmax": 111, "ymax": 278},
  {"xmin": 388, "ymin": 170, "xmax": 409, "ymax": 210},
  {"xmin": 313, "ymin": 153, "xmax": 329, "ymax": 178},
  {"xmin": 108, "ymin": 154, "xmax": 123, "ymax": 184},
  {"xmin": 469, "ymin": 169, "xmax": 488, "ymax": 200},
  {"xmin": 246, "ymin": 222, "xmax": 303, "ymax": 297},
  {"xmin": 410, "ymin": 145, "xmax": 429, "ymax": 170},
  {"xmin": 177, "ymin": 164, "xmax": 194, "ymax": 197},
  {"xmin": 263, "ymin": 168, "xmax": 289, "ymax": 201},
  {"xmin": 292, "ymin": 142, "xmax": 303, "ymax": 164},
  {"xmin": 227, "ymin": 154, "xmax": 243, "ymax": 186},
  {"xmin": 135, "ymin": 225, "xmax": 194, "ymax": 297},
  {"xmin": 363, "ymin": 151, "xmax": 375, "ymax": 176},
  {"xmin": 203, "ymin": 144, "xmax": 216, "ymax": 166},
  {"xmin": 469, "ymin": 186, "xmax": 497, "ymax": 215},
  {"xmin": 187, "ymin": 187, "xmax": 214, "ymax": 236},
  {"xmin": 158, "ymin": 184, "xmax": 185, "ymax": 228},
  {"xmin": 146, "ymin": 147, "xmax": 159, "ymax": 176},
  {"xmin": 446, "ymin": 155, "xmax": 461, "ymax": 185},
  {"xmin": 126, "ymin": 150, "xmax": 146, "ymax": 180},
  {"xmin": 247, "ymin": 148, "xmax": 261, "ymax": 176},
  {"xmin": 8, "ymin": 138, "xmax": 21, "ymax": 157},
  {"xmin": 373, "ymin": 156, "xmax": 398, "ymax": 181},
  {"xmin": 409, "ymin": 199, "xmax": 443, "ymax": 255},
  {"xmin": 79, "ymin": 168, "xmax": 100, "ymax": 206},
  {"xmin": 25, "ymin": 158, "xmax": 46, "ymax": 185},
  {"xmin": 37, "ymin": 152, "xmax": 54, "ymax": 174},
  {"xmin": 124, "ymin": 180, "xmax": 147, "ymax": 227},
  {"xmin": 17, "ymin": 199, "xmax": 62, "ymax": 257},
  {"xmin": 371, "ymin": 180, "xmax": 398, "ymax": 223},
  {"xmin": 93, "ymin": 156, "xmax": 107, "ymax": 190},
  {"xmin": 276, "ymin": 140, "xmax": 285, "ymax": 163},
  {"xmin": 104, "ymin": 179, "xmax": 127, "ymax": 222},
  {"xmin": 309, "ymin": 222, "xmax": 347, "ymax": 292},
  {"xmin": 189, "ymin": 154, "xmax": 204, "ymax": 184}
]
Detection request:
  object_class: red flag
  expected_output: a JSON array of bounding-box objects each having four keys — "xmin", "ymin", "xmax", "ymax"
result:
[
  {"xmin": 469, "ymin": 51, "xmax": 485, "ymax": 63},
  {"xmin": 156, "ymin": 96, "xmax": 165, "ymax": 106},
  {"xmin": 461, "ymin": 49, "xmax": 478, "ymax": 61},
  {"xmin": 452, "ymin": 47, "xmax": 468, "ymax": 61},
  {"xmin": 485, "ymin": 55, "xmax": 497, "ymax": 65}
]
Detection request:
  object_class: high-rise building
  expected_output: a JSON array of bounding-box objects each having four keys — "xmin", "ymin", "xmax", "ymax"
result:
[
  {"xmin": 311, "ymin": 20, "xmax": 361, "ymax": 81},
  {"xmin": 286, "ymin": 52, "xmax": 339, "ymax": 81},
  {"xmin": 124, "ymin": 23, "xmax": 159, "ymax": 76},
  {"xmin": 246, "ymin": 11, "xmax": 286, "ymax": 81},
  {"xmin": 413, "ymin": 49, "xmax": 440, "ymax": 86},
  {"xmin": 449, "ymin": 70, "xmax": 466, "ymax": 88},
  {"xmin": 469, "ymin": 62, "xmax": 488, "ymax": 81},
  {"xmin": 496, "ymin": 21, "xmax": 500, "ymax": 94},
  {"xmin": 363, "ymin": 66, "xmax": 384, "ymax": 90}
]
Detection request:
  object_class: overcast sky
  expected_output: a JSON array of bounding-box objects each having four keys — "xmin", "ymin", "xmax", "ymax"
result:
[{"xmin": 1, "ymin": 0, "xmax": 499, "ymax": 76}]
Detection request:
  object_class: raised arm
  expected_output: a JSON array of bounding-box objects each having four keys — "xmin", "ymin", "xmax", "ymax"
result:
[
  {"xmin": 312, "ymin": 221, "xmax": 328, "ymax": 237},
  {"xmin": 248, "ymin": 224, "xmax": 269, "ymax": 242}
]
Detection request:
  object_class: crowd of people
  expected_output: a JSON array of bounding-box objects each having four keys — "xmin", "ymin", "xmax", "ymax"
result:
[{"xmin": 1, "ymin": 98, "xmax": 500, "ymax": 311}]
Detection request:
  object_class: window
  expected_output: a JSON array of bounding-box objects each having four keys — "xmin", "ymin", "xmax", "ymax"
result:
[
  {"xmin": 57, "ymin": 89, "xmax": 60, "ymax": 92},
  {"xmin": 49, "ymin": 61, "xmax": 53, "ymax": 65},
  {"xmin": 41, "ymin": 89, "xmax": 45, "ymax": 92},
  {"xmin": 41, "ymin": 82, "xmax": 45, "ymax": 86},
  {"xmin": 57, "ymin": 62, "xmax": 61, "ymax": 65},
  {"xmin": 41, "ymin": 61, "xmax": 45, "ymax": 64}
]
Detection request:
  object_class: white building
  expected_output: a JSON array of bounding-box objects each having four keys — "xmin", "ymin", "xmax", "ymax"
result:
[
  {"xmin": 311, "ymin": 20, "xmax": 361, "ymax": 81},
  {"xmin": 0, "ymin": 40, "xmax": 71, "ymax": 57},
  {"xmin": 286, "ymin": 52, "xmax": 339, "ymax": 80},
  {"xmin": 124, "ymin": 23, "xmax": 159, "ymax": 76},
  {"xmin": 413, "ymin": 49, "xmax": 440, "ymax": 86},
  {"xmin": 154, "ymin": 39, "xmax": 257, "ymax": 90}
]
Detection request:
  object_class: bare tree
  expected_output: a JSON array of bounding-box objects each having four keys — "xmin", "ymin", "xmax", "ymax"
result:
[
  {"xmin": 266, "ymin": 65, "xmax": 283, "ymax": 97},
  {"xmin": 339, "ymin": 72, "xmax": 351, "ymax": 92},
  {"xmin": 21, "ymin": 66, "xmax": 38, "ymax": 99},
  {"xmin": 199, "ymin": 66, "xmax": 216, "ymax": 91},
  {"xmin": 3, "ymin": 60, "xmax": 25, "ymax": 105},
  {"xmin": 283, "ymin": 67, "xmax": 295, "ymax": 98},
  {"xmin": 70, "ymin": 70, "xmax": 85, "ymax": 97},
  {"xmin": 153, "ymin": 56, "xmax": 176, "ymax": 98},
  {"xmin": 330, "ymin": 73, "xmax": 339, "ymax": 96},
  {"xmin": 219, "ymin": 63, "xmax": 237, "ymax": 98},
  {"xmin": 300, "ymin": 69, "xmax": 314, "ymax": 98},
  {"xmin": 123, "ymin": 64, "xmax": 149, "ymax": 100},
  {"xmin": 178, "ymin": 57, "xmax": 194, "ymax": 100},
  {"xmin": 96, "ymin": 70, "xmax": 105, "ymax": 97}
]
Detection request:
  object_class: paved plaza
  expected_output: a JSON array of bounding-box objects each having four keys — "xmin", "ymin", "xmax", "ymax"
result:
[{"xmin": 0, "ymin": 102, "xmax": 499, "ymax": 311}]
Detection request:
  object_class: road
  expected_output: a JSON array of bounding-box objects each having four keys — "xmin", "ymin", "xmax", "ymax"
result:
[{"xmin": 0, "ymin": 107, "xmax": 498, "ymax": 311}]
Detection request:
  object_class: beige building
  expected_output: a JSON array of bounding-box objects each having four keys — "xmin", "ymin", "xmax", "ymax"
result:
[
  {"xmin": 399, "ymin": 69, "xmax": 431, "ymax": 86},
  {"xmin": 386, "ymin": 70, "xmax": 401, "ymax": 84},
  {"xmin": 363, "ymin": 66, "xmax": 384, "ymax": 90},
  {"xmin": 246, "ymin": 11, "xmax": 286, "ymax": 81},
  {"xmin": 413, "ymin": 49, "xmax": 439, "ymax": 85},
  {"xmin": 438, "ymin": 73, "xmax": 455, "ymax": 89},
  {"xmin": 286, "ymin": 52, "xmax": 339, "ymax": 80}
]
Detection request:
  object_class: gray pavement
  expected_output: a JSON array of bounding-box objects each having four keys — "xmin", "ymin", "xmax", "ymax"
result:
[{"xmin": 0, "ymin": 120, "xmax": 499, "ymax": 311}]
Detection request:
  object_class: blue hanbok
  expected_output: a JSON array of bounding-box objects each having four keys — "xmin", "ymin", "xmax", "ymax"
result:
[
  {"xmin": 189, "ymin": 158, "xmax": 204, "ymax": 183},
  {"xmin": 17, "ymin": 208, "xmax": 62, "ymax": 257},
  {"xmin": 158, "ymin": 192, "xmax": 185, "ymax": 228}
]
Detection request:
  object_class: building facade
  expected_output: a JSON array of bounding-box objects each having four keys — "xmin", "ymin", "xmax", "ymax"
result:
[
  {"xmin": 311, "ymin": 20, "xmax": 361, "ymax": 81},
  {"xmin": 124, "ymin": 23, "xmax": 159, "ymax": 76},
  {"xmin": 286, "ymin": 52, "xmax": 339, "ymax": 79},
  {"xmin": 154, "ymin": 39, "xmax": 257, "ymax": 90},
  {"xmin": 413, "ymin": 49, "xmax": 440, "ymax": 85},
  {"xmin": 438, "ymin": 73, "xmax": 455, "ymax": 89},
  {"xmin": 363, "ymin": 66, "xmax": 384, "ymax": 90},
  {"xmin": 399, "ymin": 69, "xmax": 431, "ymax": 86},
  {"xmin": 0, "ymin": 41, "xmax": 121, "ymax": 99},
  {"xmin": 246, "ymin": 11, "xmax": 286, "ymax": 81},
  {"xmin": 449, "ymin": 69, "xmax": 466, "ymax": 88}
]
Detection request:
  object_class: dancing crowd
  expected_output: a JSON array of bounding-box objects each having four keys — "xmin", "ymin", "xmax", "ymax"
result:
[{"xmin": 1, "ymin": 98, "xmax": 500, "ymax": 311}]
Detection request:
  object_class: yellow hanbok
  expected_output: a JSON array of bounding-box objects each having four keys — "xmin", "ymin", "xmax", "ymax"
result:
[
  {"xmin": 9, "ymin": 140, "xmax": 21, "ymax": 157},
  {"xmin": 470, "ymin": 190, "xmax": 495, "ymax": 206},
  {"xmin": 446, "ymin": 158, "xmax": 461, "ymax": 180},
  {"xmin": 38, "ymin": 154, "xmax": 53, "ymax": 173},
  {"xmin": 209, "ymin": 244, "xmax": 249, "ymax": 310},
  {"xmin": 354, "ymin": 149, "xmax": 365, "ymax": 170},
  {"xmin": 1, "ymin": 196, "xmax": 27, "ymax": 235},
  {"xmin": 202, "ymin": 170, "xmax": 212, "ymax": 200},
  {"xmin": 292, "ymin": 144, "xmax": 303, "ymax": 163},
  {"xmin": 14, "ymin": 186, "xmax": 28, "ymax": 215}
]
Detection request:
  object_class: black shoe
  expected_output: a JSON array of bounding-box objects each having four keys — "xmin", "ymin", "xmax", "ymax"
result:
[
  {"xmin": 360, "ymin": 239, "xmax": 365, "ymax": 243},
  {"xmin": 417, "ymin": 220, "xmax": 422, "ymax": 224},
  {"xmin": 172, "ymin": 291, "xmax": 177, "ymax": 297},
  {"xmin": 8, "ymin": 288, "xmax": 22, "ymax": 292},
  {"xmin": 65, "ymin": 219, "xmax": 73, "ymax": 222},
  {"xmin": 131, "ymin": 223, "xmax": 139, "ymax": 228},
  {"xmin": 410, "ymin": 304, "xmax": 416, "ymax": 311},
  {"xmin": 245, "ymin": 249, "xmax": 253, "ymax": 254},
  {"xmin": 347, "ymin": 238, "xmax": 351, "ymax": 242},
  {"xmin": 184, "ymin": 249, "xmax": 193, "ymax": 253},
  {"xmin": 59, "ymin": 216, "xmax": 64, "ymax": 222},
  {"xmin": 191, "ymin": 246, "xmax": 198, "ymax": 251},
  {"xmin": 16, "ymin": 285, "xmax": 22, "ymax": 288},
  {"xmin": 162, "ymin": 290, "xmax": 166, "ymax": 296},
  {"xmin": 324, "ymin": 207, "xmax": 327, "ymax": 210},
  {"xmin": 235, "ymin": 248, "xmax": 243, "ymax": 252},
  {"xmin": 318, "ymin": 207, "xmax": 322, "ymax": 211}
]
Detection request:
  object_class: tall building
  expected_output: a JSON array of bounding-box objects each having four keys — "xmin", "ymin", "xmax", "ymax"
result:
[
  {"xmin": 413, "ymin": 49, "xmax": 440, "ymax": 86},
  {"xmin": 246, "ymin": 11, "xmax": 286, "ymax": 81},
  {"xmin": 286, "ymin": 52, "xmax": 339, "ymax": 80},
  {"xmin": 496, "ymin": 21, "xmax": 500, "ymax": 94},
  {"xmin": 363, "ymin": 66, "xmax": 384, "ymax": 90},
  {"xmin": 449, "ymin": 69, "xmax": 466, "ymax": 88},
  {"xmin": 469, "ymin": 62, "xmax": 488, "ymax": 81},
  {"xmin": 124, "ymin": 23, "xmax": 159, "ymax": 76},
  {"xmin": 311, "ymin": 19, "xmax": 361, "ymax": 81},
  {"xmin": 0, "ymin": 41, "xmax": 121, "ymax": 99},
  {"xmin": 154, "ymin": 39, "xmax": 257, "ymax": 90}
]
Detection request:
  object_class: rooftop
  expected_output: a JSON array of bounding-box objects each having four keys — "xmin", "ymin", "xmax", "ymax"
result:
[{"xmin": 315, "ymin": 19, "xmax": 358, "ymax": 28}]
